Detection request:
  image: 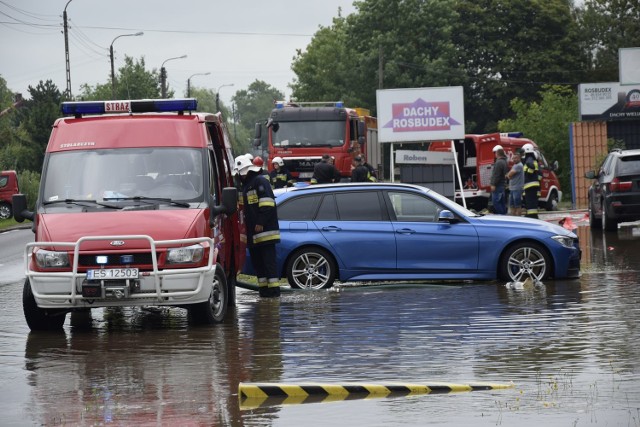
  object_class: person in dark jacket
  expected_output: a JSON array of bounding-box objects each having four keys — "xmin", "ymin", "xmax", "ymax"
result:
[
  {"xmin": 233, "ymin": 154, "xmax": 281, "ymax": 297},
  {"xmin": 351, "ymin": 155, "xmax": 373, "ymax": 182},
  {"xmin": 269, "ymin": 156, "xmax": 294, "ymax": 189},
  {"xmin": 490, "ymin": 145, "xmax": 508, "ymax": 214},
  {"xmin": 310, "ymin": 154, "xmax": 340, "ymax": 184}
]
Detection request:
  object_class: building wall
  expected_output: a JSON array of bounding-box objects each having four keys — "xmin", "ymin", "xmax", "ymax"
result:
[{"xmin": 571, "ymin": 121, "xmax": 607, "ymax": 209}]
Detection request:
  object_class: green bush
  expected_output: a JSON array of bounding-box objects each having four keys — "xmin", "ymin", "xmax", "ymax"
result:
[{"xmin": 17, "ymin": 170, "xmax": 41, "ymax": 211}]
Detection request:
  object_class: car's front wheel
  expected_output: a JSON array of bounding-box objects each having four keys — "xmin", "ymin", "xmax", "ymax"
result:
[
  {"xmin": 188, "ymin": 265, "xmax": 227, "ymax": 324},
  {"xmin": 286, "ymin": 247, "xmax": 337, "ymax": 289},
  {"xmin": 545, "ymin": 190, "xmax": 559, "ymax": 211},
  {"xmin": 0, "ymin": 202, "xmax": 11, "ymax": 220},
  {"xmin": 23, "ymin": 278, "xmax": 67, "ymax": 331},
  {"xmin": 499, "ymin": 241, "xmax": 551, "ymax": 282}
]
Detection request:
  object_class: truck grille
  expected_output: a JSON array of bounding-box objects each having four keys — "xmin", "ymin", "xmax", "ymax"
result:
[{"xmin": 77, "ymin": 253, "xmax": 158, "ymax": 267}]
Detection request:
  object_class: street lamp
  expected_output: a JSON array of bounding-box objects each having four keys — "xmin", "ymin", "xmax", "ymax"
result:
[
  {"xmin": 110, "ymin": 31, "xmax": 143, "ymax": 100},
  {"xmin": 187, "ymin": 72, "xmax": 210, "ymax": 97},
  {"xmin": 216, "ymin": 83, "xmax": 234, "ymax": 111},
  {"xmin": 160, "ymin": 55, "xmax": 187, "ymax": 98}
]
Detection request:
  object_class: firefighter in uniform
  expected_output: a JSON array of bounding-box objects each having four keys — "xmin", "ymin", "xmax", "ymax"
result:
[
  {"xmin": 351, "ymin": 155, "xmax": 376, "ymax": 182},
  {"xmin": 233, "ymin": 155, "xmax": 281, "ymax": 297},
  {"xmin": 269, "ymin": 156, "xmax": 294, "ymax": 189},
  {"xmin": 522, "ymin": 143, "xmax": 541, "ymax": 219},
  {"xmin": 310, "ymin": 154, "xmax": 340, "ymax": 184}
]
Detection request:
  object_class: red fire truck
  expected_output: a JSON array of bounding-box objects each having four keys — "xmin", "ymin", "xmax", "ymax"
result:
[
  {"xmin": 428, "ymin": 132, "xmax": 562, "ymax": 211},
  {"xmin": 254, "ymin": 101, "xmax": 378, "ymax": 181},
  {"xmin": 0, "ymin": 170, "xmax": 19, "ymax": 220},
  {"xmin": 13, "ymin": 99, "xmax": 245, "ymax": 330}
]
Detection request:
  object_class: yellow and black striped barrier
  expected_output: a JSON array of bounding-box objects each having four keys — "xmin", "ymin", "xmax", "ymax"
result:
[{"xmin": 239, "ymin": 381, "xmax": 515, "ymax": 409}]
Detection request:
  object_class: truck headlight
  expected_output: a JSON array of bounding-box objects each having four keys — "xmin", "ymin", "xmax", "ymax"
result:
[
  {"xmin": 34, "ymin": 249, "xmax": 70, "ymax": 268},
  {"xmin": 166, "ymin": 244, "xmax": 204, "ymax": 264},
  {"xmin": 551, "ymin": 235, "xmax": 575, "ymax": 249}
]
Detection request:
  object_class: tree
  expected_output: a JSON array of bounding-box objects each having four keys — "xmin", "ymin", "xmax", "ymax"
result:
[
  {"xmin": 231, "ymin": 80, "xmax": 284, "ymax": 154},
  {"xmin": 498, "ymin": 85, "xmax": 578, "ymax": 199},
  {"xmin": 578, "ymin": 0, "xmax": 640, "ymax": 82},
  {"xmin": 78, "ymin": 56, "xmax": 162, "ymax": 100}
]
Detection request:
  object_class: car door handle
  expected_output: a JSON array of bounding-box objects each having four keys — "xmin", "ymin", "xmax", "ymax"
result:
[
  {"xmin": 396, "ymin": 228, "xmax": 416, "ymax": 235},
  {"xmin": 321, "ymin": 226, "xmax": 342, "ymax": 232}
]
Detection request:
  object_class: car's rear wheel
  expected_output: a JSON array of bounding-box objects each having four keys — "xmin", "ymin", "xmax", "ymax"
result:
[
  {"xmin": 0, "ymin": 202, "xmax": 11, "ymax": 220},
  {"xmin": 188, "ymin": 266, "xmax": 227, "ymax": 324},
  {"xmin": 589, "ymin": 199, "xmax": 602, "ymax": 229},
  {"xmin": 286, "ymin": 247, "xmax": 336, "ymax": 289},
  {"xmin": 499, "ymin": 241, "xmax": 551, "ymax": 282},
  {"xmin": 23, "ymin": 278, "xmax": 67, "ymax": 331},
  {"xmin": 602, "ymin": 201, "xmax": 618, "ymax": 232}
]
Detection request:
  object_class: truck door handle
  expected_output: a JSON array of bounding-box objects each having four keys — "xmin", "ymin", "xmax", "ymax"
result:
[
  {"xmin": 396, "ymin": 228, "xmax": 416, "ymax": 235},
  {"xmin": 321, "ymin": 226, "xmax": 341, "ymax": 232}
]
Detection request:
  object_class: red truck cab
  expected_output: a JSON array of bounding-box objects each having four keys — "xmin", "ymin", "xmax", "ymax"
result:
[
  {"xmin": 0, "ymin": 170, "xmax": 19, "ymax": 220},
  {"xmin": 13, "ymin": 99, "xmax": 245, "ymax": 330},
  {"xmin": 429, "ymin": 133, "xmax": 562, "ymax": 211},
  {"xmin": 254, "ymin": 101, "xmax": 374, "ymax": 181}
]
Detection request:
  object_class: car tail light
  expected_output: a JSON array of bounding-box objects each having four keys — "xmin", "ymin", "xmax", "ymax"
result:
[{"xmin": 610, "ymin": 177, "xmax": 632, "ymax": 192}]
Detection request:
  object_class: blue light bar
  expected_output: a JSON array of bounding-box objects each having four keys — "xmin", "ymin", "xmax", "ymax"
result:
[
  {"xmin": 120, "ymin": 255, "xmax": 134, "ymax": 264},
  {"xmin": 275, "ymin": 101, "xmax": 285, "ymax": 109},
  {"xmin": 61, "ymin": 98, "xmax": 198, "ymax": 116},
  {"xmin": 500, "ymin": 132, "xmax": 523, "ymax": 138},
  {"xmin": 335, "ymin": 101, "xmax": 344, "ymax": 108}
]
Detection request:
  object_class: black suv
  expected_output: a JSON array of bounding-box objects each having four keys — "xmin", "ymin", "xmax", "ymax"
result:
[{"xmin": 585, "ymin": 148, "xmax": 640, "ymax": 231}]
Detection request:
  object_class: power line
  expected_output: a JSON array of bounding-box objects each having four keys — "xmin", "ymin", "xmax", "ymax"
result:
[{"xmin": 0, "ymin": 1, "xmax": 59, "ymax": 22}]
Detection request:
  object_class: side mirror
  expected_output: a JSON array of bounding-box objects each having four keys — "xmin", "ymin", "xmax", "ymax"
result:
[
  {"xmin": 584, "ymin": 170, "xmax": 596, "ymax": 179},
  {"xmin": 438, "ymin": 210, "xmax": 458, "ymax": 223},
  {"xmin": 253, "ymin": 123, "xmax": 262, "ymax": 148},
  {"xmin": 12, "ymin": 194, "xmax": 34, "ymax": 223},
  {"xmin": 552, "ymin": 160, "xmax": 559, "ymax": 171},
  {"xmin": 210, "ymin": 187, "xmax": 238, "ymax": 223}
]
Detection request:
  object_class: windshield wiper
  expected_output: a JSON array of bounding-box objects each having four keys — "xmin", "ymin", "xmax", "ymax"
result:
[
  {"xmin": 103, "ymin": 196, "xmax": 190, "ymax": 208},
  {"xmin": 43, "ymin": 199, "xmax": 122, "ymax": 209}
]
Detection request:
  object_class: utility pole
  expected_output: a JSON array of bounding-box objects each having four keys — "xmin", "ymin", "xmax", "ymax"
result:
[
  {"xmin": 160, "ymin": 55, "xmax": 187, "ymax": 99},
  {"xmin": 216, "ymin": 83, "xmax": 234, "ymax": 112},
  {"xmin": 187, "ymin": 72, "xmax": 210, "ymax": 98},
  {"xmin": 378, "ymin": 45, "xmax": 384, "ymax": 89},
  {"xmin": 110, "ymin": 32, "xmax": 143, "ymax": 100},
  {"xmin": 63, "ymin": 0, "xmax": 73, "ymax": 98}
]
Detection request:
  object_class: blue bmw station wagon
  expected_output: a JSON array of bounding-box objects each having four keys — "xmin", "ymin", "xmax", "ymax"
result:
[{"xmin": 244, "ymin": 183, "xmax": 581, "ymax": 289}]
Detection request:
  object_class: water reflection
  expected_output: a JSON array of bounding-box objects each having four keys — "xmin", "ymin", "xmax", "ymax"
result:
[{"xmin": 6, "ymin": 224, "xmax": 640, "ymax": 426}]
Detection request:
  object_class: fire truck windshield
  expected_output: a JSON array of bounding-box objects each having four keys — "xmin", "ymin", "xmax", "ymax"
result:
[
  {"xmin": 271, "ymin": 121, "xmax": 345, "ymax": 148},
  {"xmin": 42, "ymin": 148, "xmax": 204, "ymax": 204}
]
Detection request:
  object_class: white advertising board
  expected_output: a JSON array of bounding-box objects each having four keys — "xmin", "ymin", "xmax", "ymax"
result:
[
  {"xmin": 376, "ymin": 87, "xmax": 465, "ymax": 143},
  {"xmin": 395, "ymin": 150, "xmax": 455, "ymax": 165},
  {"xmin": 620, "ymin": 47, "xmax": 640, "ymax": 85},
  {"xmin": 578, "ymin": 82, "xmax": 640, "ymax": 121}
]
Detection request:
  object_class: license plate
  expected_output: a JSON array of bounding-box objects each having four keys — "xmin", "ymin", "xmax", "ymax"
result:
[
  {"xmin": 87, "ymin": 268, "xmax": 139, "ymax": 280},
  {"xmin": 298, "ymin": 172, "xmax": 313, "ymax": 178}
]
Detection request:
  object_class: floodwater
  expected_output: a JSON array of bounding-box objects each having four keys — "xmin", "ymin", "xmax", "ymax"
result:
[{"xmin": 0, "ymin": 225, "xmax": 639, "ymax": 426}]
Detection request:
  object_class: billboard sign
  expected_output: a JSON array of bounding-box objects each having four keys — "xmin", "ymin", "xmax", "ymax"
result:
[
  {"xmin": 395, "ymin": 150, "xmax": 455, "ymax": 165},
  {"xmin": 620, "ymin": 47, "xmax": 640, "ymax": 85},
  {"xmin": 376, "ymin": 87, "xmax": 465, "ymax": 143},
  {"xmin": 579, "ymin": 82, "xmax": 640, "ymax": 121}
]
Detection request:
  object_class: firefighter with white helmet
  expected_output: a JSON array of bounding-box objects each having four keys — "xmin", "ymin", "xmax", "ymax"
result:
[
  {"xmin": 522, "ymin": 143, "xmax": 542, "ymax": 218},
  {"xmin": 233, "ymin": 154, "xmax": 281, "ymax": 297},
  {"xmin": 269, "ymin": 156, "xmax": 294, "ymax": 189}
]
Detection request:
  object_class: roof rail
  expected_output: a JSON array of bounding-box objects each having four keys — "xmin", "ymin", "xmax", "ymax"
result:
[{"xmin": 274, "ymin": 100, "xmax": 344, "ymax": 109}]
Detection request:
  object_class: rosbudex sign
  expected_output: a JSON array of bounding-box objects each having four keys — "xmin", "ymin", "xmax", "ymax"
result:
[{"xmin": 376, "ymin": 87, "xmax": 465, "ymax": 143}]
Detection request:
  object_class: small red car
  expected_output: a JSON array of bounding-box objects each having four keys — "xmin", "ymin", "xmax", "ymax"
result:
[{"xmin": 0, "ymin": 170, "xmax": 19, "ymax": 220}]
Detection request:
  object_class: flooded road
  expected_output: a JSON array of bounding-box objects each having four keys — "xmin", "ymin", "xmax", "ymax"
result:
[{"xmin": 0, "ymin": 225, "xmax": 639, "ymax": 426}]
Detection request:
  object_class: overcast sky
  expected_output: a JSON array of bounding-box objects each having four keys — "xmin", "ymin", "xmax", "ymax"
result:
[{"xmin": 0, "ymin": 0, "xmax": 357, "ymax": 106}]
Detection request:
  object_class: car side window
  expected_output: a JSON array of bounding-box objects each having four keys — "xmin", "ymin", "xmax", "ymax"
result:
[
  {"xmin": 316, "ymin": 194, "xmax": 337, "ymax": 220},
  {"xmin": 278, "ymin": 195, "xmax": 321, "ymax": 220},
  {"xmin": 0, "ymin": 176, "xmax": 7, "ymax": 188},
  {"xmin": 335, "ymin": 191, "xmax": 383, "ymax": 221},
  {"xmin": 387, "ymin": 191, "xmax": 440, "ymax": 222}
]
